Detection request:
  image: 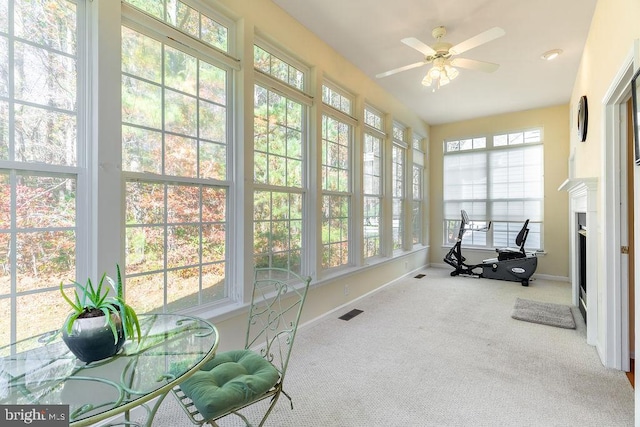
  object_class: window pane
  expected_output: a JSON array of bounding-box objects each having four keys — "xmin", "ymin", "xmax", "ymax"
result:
[
  {"xmin": 322, "ymin": 194, "xmax": 349, "ymax": 268},
  {"xmin": 165, "ymin": 46, "xmax": 197, "ymax": 95},
  {"xmin": 254, "ymin": 85, "xmax": 303, "ymax": 188},
  {"xmin": 122, "ymin": 27, "xmax": 229, "ymax": 181},
  {"xmin": 322, "ymin": 115, "xmax": 350, "ymax": 192},
  {"xmin": 494, "ymin": 134, "xmax": 507, "ymax": 146},
  {"xmin": 443, "ymin": 152, "xmax": 487, "ymax": 200},
  {"xmin": 125, "ymin": 182, "xmax": 228, "ymax": 307},
  {"xmin": 14, "ymin": 105, "xmax": 76, "ymax": 165},
  {"xmin": 14, "ymin": 42, "xmax": 76, "ymax": 110},
  {"xmin": 413, "ymin": 135, "xmax": 422, "ymax": 151},
  {"xmin": 124, "ymin": 0, "xmax": 229, "ymax": 52},
  {"xmin": 122, "ymin": 76, "xmax": 162, "ymax": 129},
  {"xmin": 363, "ymin": 133, "xmax": 382, "ymax": 195},
  {"xmin": 253, "ymin": 45, "xmax": 304, "ymax": 91},
  {"xmin": 364, "ymin": 196, "xmax": 381, "ymax": 258},
  {"xmin": 412, "ymin": 200, "xmax": 421, "ymax": 245},
  {"xmin": 392, "ymin": 145, "xmax": 405, "ymax": 250},
  {"xmin": 201, "ymin": 14, "xmax": 228, "ymax": 52},
  {"xmin": 364, "ymin": 108, "xmax": 383, "ymax": 131},
  {"xmin": 363, "ymin": 125, "xmax": 382, "ymax": 258},
  {"xmin": 123, "ymin": 125, "xmax": 162, "ymax": 174},
  {"xmin": 15, "ymin": 0, "xmax": 76, "ymax": 55},
  {"xmin": 0, "ymin": 101, "xmax": 6, "ymax": 160},
  {"xmin": 0, "ymin": 0, "xmax": 7, "ymax": 34},
  {"xmin": 322, "ymin": 85, "xmax": 351, "ymax": 115},
  {"xmin": 253, "ymin": 191, "xmax": 303, "ymax": 272},
  {"xmin": 122, "ymin": 26, "xmax": 162, "ymax": 83}
]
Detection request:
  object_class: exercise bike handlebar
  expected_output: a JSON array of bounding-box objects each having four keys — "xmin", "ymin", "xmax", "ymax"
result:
[{"xmin": 459, "ymin": 210, "xmax": 491, "ymax": 232}]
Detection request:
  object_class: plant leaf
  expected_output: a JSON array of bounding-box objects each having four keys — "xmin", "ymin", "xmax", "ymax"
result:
[{"xmin": 99, "ymin": 307, "xmax": 119, "ymax": 344}]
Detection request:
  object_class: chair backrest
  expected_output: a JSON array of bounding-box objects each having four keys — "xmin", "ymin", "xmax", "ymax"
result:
[
  {"xmin": 515, "ymin": 219, "xmax": 530, "ymax": 251},
  {"xmin": 245, "ymin": 268, "xmax": 312, "ymax": 383}
]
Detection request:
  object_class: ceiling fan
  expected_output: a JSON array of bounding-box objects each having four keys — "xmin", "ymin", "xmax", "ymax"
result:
[{"xmin": 376, "ymin": 26, "xmax": 505, "ymax": 90}]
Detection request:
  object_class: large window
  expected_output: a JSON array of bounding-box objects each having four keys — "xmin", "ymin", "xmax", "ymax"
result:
[
  {"xmin": 0, "ymin": 0, "xmax": 81, "ymax": 346},
  {"xmin": 363, "ymin": 107, "xmax": 384, "ymax": 259},
  {"xmin": 122, "ymin": 3, "xmax": 233, "ymax": 313},
  {"xmin": 443, "ymin": 129, "xmax": 543, "ymax": 250},
  {"xmin": 253, "ymin": 43, "xmax": 307, "ymax": 274},
  {"xmin": 392, "ymin": 123, "xmax": 407, "ymax": 251},
  {"xmin": 321, "ymin": 83, "xmax": 353, "ymax": 269},
  {"xmin": 412, "ymin": 134, "xmax": 425, "ymax": 246}
]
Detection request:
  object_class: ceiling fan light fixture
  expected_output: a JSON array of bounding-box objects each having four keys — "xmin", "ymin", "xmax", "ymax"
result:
[
  {"xmin": 422, "ymin": 63, "xmax": 459, "ymax": 89},
  {"xmin": 541, "ymin": 49, "xmax": 563, "ymax": 61},
  {"xmin": 444, "ymin": 65, "xmax": 459, "ymax": 81},
  {"xmin": 428, "ymin": 67, "xmax": 441, "ymax": 79}
]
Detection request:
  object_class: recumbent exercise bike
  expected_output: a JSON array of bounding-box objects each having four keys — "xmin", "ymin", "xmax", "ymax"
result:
[{"xmin": 444, "ymin": 210, "xmax": 537, "ymax": 286}]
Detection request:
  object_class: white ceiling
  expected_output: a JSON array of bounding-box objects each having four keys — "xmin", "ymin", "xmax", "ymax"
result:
[{"xmin": 271, "ymin": 0, "xmax": 597, "ymax": 125}]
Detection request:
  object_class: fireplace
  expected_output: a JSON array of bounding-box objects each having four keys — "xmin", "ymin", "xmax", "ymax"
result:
[
  {"xmin": 558, "ymin": 177, "xmax": 597, "ymax": 345},
  {"xmin": 577, "ymin": 213, "xmax": 587, "ymax": 323}
]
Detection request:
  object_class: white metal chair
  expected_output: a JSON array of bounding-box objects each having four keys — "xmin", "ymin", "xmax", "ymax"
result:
[{"xmin": 172, "ymin": 267, "xmax": 311, "ymax": 426}]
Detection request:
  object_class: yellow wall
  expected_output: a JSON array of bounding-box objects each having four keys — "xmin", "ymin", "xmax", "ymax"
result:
[
  {"xmin": 429, "ymin": 105, "xmax": 570, "ymax": 278},
  {"xmin": 570, "ymin": 0, "xmax": 640, "ymax": 177},
  {"xmin": 568, "ymin": 0, "xmax": 640, "ymax": 368}
]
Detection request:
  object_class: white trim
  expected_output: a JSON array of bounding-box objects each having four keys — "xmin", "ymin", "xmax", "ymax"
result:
[
  {"xmin": 254, "ymin": 70, "xmax": 314, "ymax": 106},
  {"xmin": 558, "ymin": 178, "xmax": 598, "ymax": 346},
  {"xmin": 600, "ymin": 45, "xmax": 636, "ymax": 370}
]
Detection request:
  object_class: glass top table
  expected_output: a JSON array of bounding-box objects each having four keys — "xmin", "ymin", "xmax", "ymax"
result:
[{"xmin": 0, "ymin": 313, "xmax": 219, "ymax": 426}]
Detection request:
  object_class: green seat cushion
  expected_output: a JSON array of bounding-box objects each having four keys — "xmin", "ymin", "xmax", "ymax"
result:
[{"xmin": 179, "ymin": 349, "xmax": 280, "ymax": 420}]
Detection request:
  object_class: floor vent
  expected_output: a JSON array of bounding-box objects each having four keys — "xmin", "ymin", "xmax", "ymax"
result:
[
  {"xmin": 339, "ymin": 309, "xmax": 364, "ymax": 321},
  {"xmin": 414, "ymin": 274, "xmax": 426, "ymax": 279}
]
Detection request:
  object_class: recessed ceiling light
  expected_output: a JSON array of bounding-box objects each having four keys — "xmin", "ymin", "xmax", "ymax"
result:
[{"xmin": 541, "ymin": 49, "xmax": 563, "ymax": 61}]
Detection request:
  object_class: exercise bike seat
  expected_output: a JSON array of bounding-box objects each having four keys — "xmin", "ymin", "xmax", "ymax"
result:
[{"xmin": 496, "ymin": 219, "xmax": 530, "ymax": 261}]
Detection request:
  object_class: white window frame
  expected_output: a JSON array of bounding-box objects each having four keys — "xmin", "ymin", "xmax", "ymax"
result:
[
  {"xmin": 391, "ymin": 122, "xmax": 408, "ymax": 252},
  {"xmin": 363, "ymin": 105, "xmax": 385, "ymax": 259},
  {"xmin": 252, "ymin": 39, "xmax": 310, "ymax": 275},
  {"xmin": 443, "ymin": 128, "xmax": 544, "ymax": 251},
  {"xmin": 320, "ymin": 81, "xmax": 355, "ymax": 271},
  {"xmin": 121, "ymin": 1, "xmax": 237, "ymax": 315}
]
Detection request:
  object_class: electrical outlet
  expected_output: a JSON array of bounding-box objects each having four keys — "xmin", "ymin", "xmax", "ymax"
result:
[{"xmin": 344, "ymin": 284, "xmax": 350, "ymax": 295}]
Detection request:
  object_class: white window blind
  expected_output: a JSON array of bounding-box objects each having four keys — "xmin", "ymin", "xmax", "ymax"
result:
[{"xmin": 443, "ymin": 133, "xmax": 543, "ymax": 250}]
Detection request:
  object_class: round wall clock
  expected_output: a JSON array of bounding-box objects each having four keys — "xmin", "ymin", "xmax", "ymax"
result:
[{"xmin": 577, "ymin": 95, "xmax": 588, "ymax": 142}]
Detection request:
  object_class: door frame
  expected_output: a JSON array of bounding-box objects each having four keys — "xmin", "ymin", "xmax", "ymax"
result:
[{"xmin": 601, "ymin": 44, "xmax": 638, "ymax": 370}]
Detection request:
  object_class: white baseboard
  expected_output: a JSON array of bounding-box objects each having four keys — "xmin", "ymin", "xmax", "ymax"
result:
[{"xmin": 532, "ymin": 273, "xmax": 569, "ymax": 282}]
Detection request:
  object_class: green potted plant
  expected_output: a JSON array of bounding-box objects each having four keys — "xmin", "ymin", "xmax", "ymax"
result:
[{"xmin": 60, "ymin": 265, "xmax": 141, "ymax": 363}]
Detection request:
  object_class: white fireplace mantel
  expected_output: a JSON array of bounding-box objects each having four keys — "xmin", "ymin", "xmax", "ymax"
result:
[{"xmin": 558, "ymin": 177, "xmax": 598, "ymax": 346}]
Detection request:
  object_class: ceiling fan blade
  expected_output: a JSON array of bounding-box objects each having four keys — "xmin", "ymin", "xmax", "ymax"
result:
[
  {"xmin": 376, "ymin": 61, "xmax": 426, "ymax": 78},
  {"xmin": 450, "ymin": 57, "xmax": 500, "ymax": 73},
  {"xmin": 449, "ymin": 27, "xmax": 505, "ymax": 55},
  {"xmin": 401, "ymin": 37, "xmax": 436, "ymax": 56}
]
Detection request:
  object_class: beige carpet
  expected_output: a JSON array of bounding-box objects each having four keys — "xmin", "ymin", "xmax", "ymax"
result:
[{"xmin": 145, "ymin": 267, "xmax": 634, "ymax": 426}]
